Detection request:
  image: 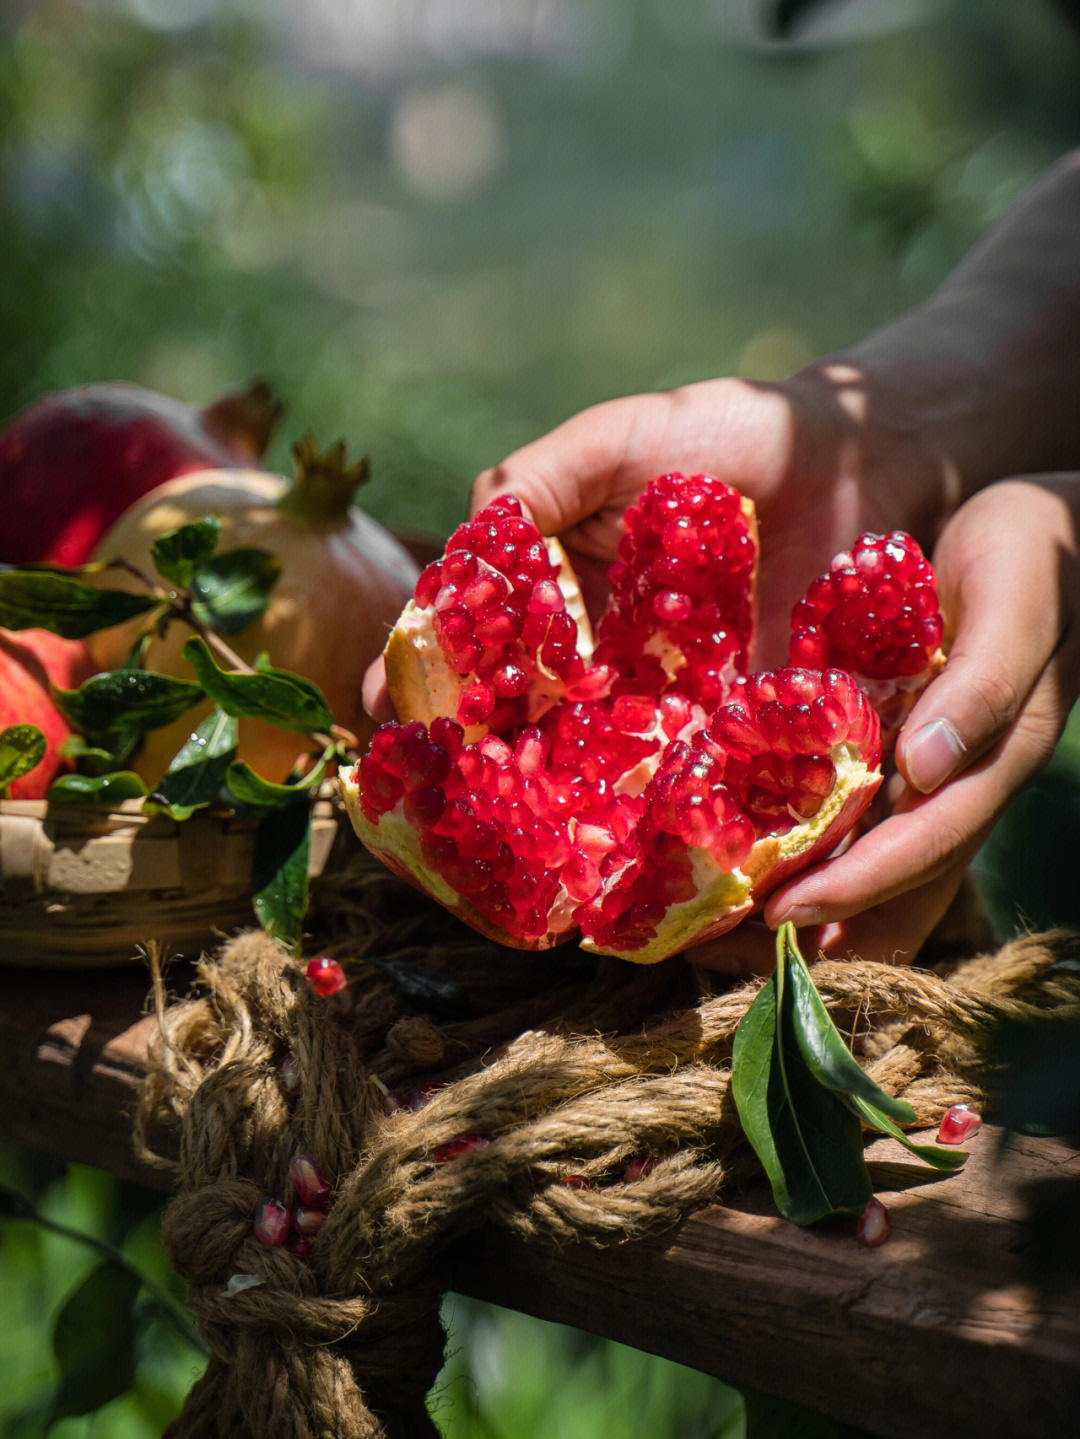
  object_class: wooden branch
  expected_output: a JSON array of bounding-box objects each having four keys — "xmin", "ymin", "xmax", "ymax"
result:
[{"xmin": 1, "ymin": 961, "xmax": 1078, "ymax": 1439}]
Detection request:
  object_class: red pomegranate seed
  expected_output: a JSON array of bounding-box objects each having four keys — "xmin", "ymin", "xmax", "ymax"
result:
[
  {"xmin": 253, "ymin": 1197, "xmax": 291, "ymax": 1246},
  {"xmin": 294, "ymin": 1205, "xmax": 327, "ymax": 1238},
  {"xmin": 623, "ymin": 1158, "xmax": 655, "ymax": 1182},
  {"xmin": 855, "ymin": 1197, "xmax": 891, "ymax": 1247},
  {"xmin": 434, "ymin": 1133, "xmax": 490, "ymax": 1163},
  {"xmin": 306, "ymin": 957, "xmax": 347, "ymax": 997},
  {"xmin": 287, "ymin": 1233, "xmax": 313, "ymax": 1258},
  {"xmin": 409, "ymin": 1081, "xmax": 445, "ymax": 1110},
  {"xmin": 560, "ymin": 1174, "xmax": 595, "ymax": 1189},
  {"xmin": 382, "ymin": 1088, "xmax": 408, "ymax": 1114},
  {"xmin": 936, "ymin": 1104, "xmax": 982, "ymax": 1144},
  {"xmin": 289, "ymin": 1153, "xmax": 333, "ymax": 1207}
]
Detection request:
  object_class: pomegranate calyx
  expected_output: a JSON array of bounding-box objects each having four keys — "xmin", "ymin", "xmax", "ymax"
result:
[
  {"xmin": 199, "ymin": 380, "xmax": 284, "ymax": 462},
  {"xmin": 277, "ymin": 436, "xmax": 370, "ymax": 528}
]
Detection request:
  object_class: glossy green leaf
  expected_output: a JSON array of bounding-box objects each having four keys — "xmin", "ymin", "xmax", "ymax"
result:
[
  {"xmin": 47, "ymin": 772, "xmax": 149, "ymax": 804},
  {"xmin": 143, "ymin": 708, "xmax": 238, "ymax": 820},
  {"xmin": 0, "ymin": 568, "xmax": 160, "ymax": 638},
  {"xmin": 190, "ymin": 546, "xmax": 281, "ymax": 636},
  {"xmin": 150, "ymin": 516, "xmax": 221, "ymax": 588},
  {"xmin": 252, "ymin": 799, "xmax": 311, "ymax": 953},
  {"xmin": 781, "ymin": 923, "xmax": 915, "ymax": 1125},
  {"xmin": 46, "ymin": 1261, "xmax": 141, "ymax": 1425},
  {"xmin": 182, "ymin": 636, "xmax": 333, "ymax": 733},
  {"xmin": 0, "ymin": 724, "xmax": 47, "ymax": 788},
  {"xmin": 225, "ymin": 748, "xmax": 331, "ymax": 809},
  {"xmin": 53, "ymin": 669, "xmax": 205, "ymax": 737},
  {"xmin": 732, "ymin": 957, "xmax": 872, "ymax": 1225},
  {"xmin": 847, "ymin": 1094, "xmax": 968, "ymax": 1171}
]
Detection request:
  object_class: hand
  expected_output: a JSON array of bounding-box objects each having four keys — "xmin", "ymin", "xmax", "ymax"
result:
[{"xmin": 693, "ymin": 475, "xmax": 1080, "ymax": 973}]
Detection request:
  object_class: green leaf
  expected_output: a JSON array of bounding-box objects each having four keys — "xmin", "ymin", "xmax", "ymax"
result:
[
  {"xmin": 143, "ymin": 708, "xmax": 238, "ymax": 820},
  {"xmin": 732, "ymin": 957, "xmax": 872, "ymax": 1225},
  {"xmin": 46, "ymin": 1261, "xmax": 141, "ymax": 1426},
  {"xmin": 781, "ymin": 923, "xmax": 915, "ymax": 1125},
  {"xmin": 182, "ymin": 636, "xmax": 333, "ymax": 734},
  {"xmin": 189, "ymin": 546, "xmax": 281, "ymax": 636},
  {"xmin": 150, "ymin": 517, "xmax": 221, "ymax": 588},
  {"xmin": 780, "ymin": 923, "xmax": 968, "ymax": 1171},
  {"xmin": 53, "ymin": 669, "xmax": 205, "ymax": 738},
  {"xmin": 56, "ymin": 735, "xmax": 121, "ymax": 776},
  {"xmin": 225, "ymin": 747, "xmax": 332, "ymax": 809},
  {"xmin": 252, "ymin": 799, "xmax": 311, "ymax": 953},
  {"xmin": 847, "ymin": 1094, "xmax": 968, "ymax": 1171},
  {"xmin": 0, "ymin": 724, "xmax": 47, "ymax": 788},
  {"xmin": 0, "ymin": 568, "xmax": 160, "ymax": 638},
  {"xmin": 47, "ymin": 772, "xmax": 149, "ymax": 804}
]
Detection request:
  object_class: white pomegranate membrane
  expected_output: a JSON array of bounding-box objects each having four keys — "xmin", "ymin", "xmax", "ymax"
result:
[{"xmin": 343, "ymin": 476, "xmax": 942, "ymax": 961}]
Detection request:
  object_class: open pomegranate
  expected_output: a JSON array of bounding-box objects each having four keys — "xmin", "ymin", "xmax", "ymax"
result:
[
  {"xmin": 0, "ymin": 380, "xmax": 282, "ymax": 567},
  {"xmin": 341, "ymin": 475, "xmax": 944, "ymax": 963},
  {"xmin": 0, "ymin": 629, "xmax": 93, "ymax": 799}
]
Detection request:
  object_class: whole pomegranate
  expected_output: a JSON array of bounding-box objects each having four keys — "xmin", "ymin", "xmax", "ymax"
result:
[
  {"xmin": 87, "ymin": 439, "xmax": 419, "ymax": 784},
  {"xmin": 0, "ymin": 629, "xmax": 94, "ymax": 799},
  {"xmin": 341, "ymin": 476, "xmax": 945, "ymax": 963},
  {"xmin": 0, "ymin": 380, "xmax": 282, "ymax": 567}
]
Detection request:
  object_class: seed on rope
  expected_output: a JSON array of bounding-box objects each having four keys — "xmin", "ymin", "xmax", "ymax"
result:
[
  {"xmin": 289, "ymin": 1153, "xmax": 333, "ymax": 1208},
  {"xmin": 623, "ymin": 1158, "xmax": 655, "ymax": 1182},
  {"xmin": 306, "ymin": 956, "xmax": 348, "ymax": 996},
  {"xmin": 287, "ymin": 1232, "xmax": 312, "ymax": 1258},
  {"xmin": 253, "ymin": 1197, "xmax": 291, "ymax": 1246},
  {"xmin": 279, "ymin": 1053, "xmax": 302, "ymax": 1094},
  {"xmin": 294, "ymin": 1205, "xmax": 327, "ymax": 1238},
  {"xmin": 433, "ymin": 1134, "xmax": 489, "ymax": 1163},
  {"xmin": 937, "ymin": 1104, "xmax": 982, "ymax": 1144},
  {"xmin": 560, "ymin": 1174, "xmax": 594, "ymax": 1190},
  {"xmin": 855, "ymin": 1197, "xmax": 891, "ymax": 1247}
]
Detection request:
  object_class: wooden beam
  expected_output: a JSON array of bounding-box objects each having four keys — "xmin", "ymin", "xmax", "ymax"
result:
[{"xmin": 1, "ymin": 962, "xmax": 1078, "ymax": 1438}]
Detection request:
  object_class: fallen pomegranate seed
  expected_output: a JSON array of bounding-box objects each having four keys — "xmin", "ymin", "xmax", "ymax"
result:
[
  {"xmin": 382, "ymin": 1088, "xmax": 408, "ymax": 1114},
  {"xmin": 623, "ymin": 1158, "xmax": 655, "ymax": 1182},
  {"xmin": 279, "ymin": 1053, "xmax": 301, "ymax": 1095},
  {"xmin": 433, "ymin": 1133, "xmax": 489, "ymax": 1163},
  {"xmin": 253, "ymin": 1197, "xmax": 291, "ymax": 1246},
  {"xmin": 305, "ymin": 956, "xmax": 347, "ymax": 997},
  {"xmin": 855, "ymin": 1197, "xmax": 891, "ymax": 1247},
  {"xmin": 289, "ymin": 1153, "xmax": 333, "ymax": 1208},
  {"xmin": 408, "ymin": 1081, "xmax": 445, "ymax": 1110},
  {"xmin": 560, "ymin": 1174, "xmax": 594, "ymax": 1190},
  {"xmin": 294, "ymin": 1205, "xmax": 327, "ymax": 1238},
  {"xmin": 936, "ymin": 1104, "xmax": 982, "ymax": 1145},
  {"xmin": 286, "ymin": 1232, "xmax": 312, "ymax": 1258}
]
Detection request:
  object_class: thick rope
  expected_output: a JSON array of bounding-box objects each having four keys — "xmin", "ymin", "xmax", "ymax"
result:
[{"xmin": 135, "ymin": 850, "xmax": 1080, "ymax": 1438}]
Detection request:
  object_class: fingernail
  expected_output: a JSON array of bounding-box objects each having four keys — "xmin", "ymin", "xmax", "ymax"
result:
[
  {"xmin": 905, "ymin": 718, "xmax": 967, "ymax": 793},
  {"xmin": 773, "ymin": 904, "xmax": 822, "ymax": 928}
]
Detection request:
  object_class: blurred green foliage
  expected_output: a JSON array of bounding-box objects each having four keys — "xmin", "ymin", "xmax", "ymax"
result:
[{"xmin": 3, "ymin": 1, "xmax": 1080, "ymax": 1435}]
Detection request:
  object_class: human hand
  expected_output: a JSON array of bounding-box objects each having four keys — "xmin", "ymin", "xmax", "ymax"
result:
[
  {"xmin": 362, "ymin": 370, "xmax": 948, "ymax": 718},
  {"xmin": 692, "ymin": 475, "xmax": 1080, "ymax": 973}
]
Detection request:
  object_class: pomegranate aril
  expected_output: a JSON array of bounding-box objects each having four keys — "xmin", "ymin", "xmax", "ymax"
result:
[
  {"xmin": 279, "ymin": 1053, "xmax": 301, "ymax": 1095},
  {"xmin": 936, "ymin": 1104, "xmax": 981, "ymax": 1145},
  {"xmin": 254, "ymin": 1197, "xmax": 291, "ymax": 1246},
  {"xmin": 414, "ymin": 562, "xmax": 442, "ymax": 607},
  {"xmin": 855, "ymin": 1197, "xmax": 891, "ymax": 1247},
  {"xmin": 528, "ymin": 580, "xmax": 564, "ymax": 614},
  {"xmin": 434, "ymin": 1133, "xmax": 489, "ymax": 1163},
  {"xmin": 458, "ymin": 680, "xmax": 496, "ymax": 726},
  {"xmin": 287, "ymin": 1233, "xmax": 312, "ymax": 1258},
  {"xmin": 289, "ymin": 1153, "xmax": 333, "ymax": 1207},
  {"xmin": 306, "ymin": 957, "xmax": 347, "ymax": 997},
  {"xmin": 294, "ymin": 1205, "xmax": 327, "ymax": 1238},
  {"xmin": 560, "ymin": 1174, "xmax": 594, "ymax": 1189},
  {"xmin": 430, "ymin": 716, "xmax": 464, "ymax": 757},
  {"xmin": 623, "ymin": 1157, "xmax": 655, "ymax": 1182},
  {"xmin": 652, "ymin": 590, "xmax": 692, "ymax": 623}
]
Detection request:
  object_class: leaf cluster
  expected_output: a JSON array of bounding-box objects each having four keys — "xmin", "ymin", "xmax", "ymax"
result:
[
  {"xmin": 0, "ymin": 519, "xmax": 347, "ymax": 950},
  {"xmin": 732, "ymin": 924, "xmax": 966, "ymax": 1225}
]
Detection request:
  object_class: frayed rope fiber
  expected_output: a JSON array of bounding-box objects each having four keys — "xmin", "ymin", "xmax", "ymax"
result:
[{"xmin": 135, "ymin": 849, "xmax": 1080, "ymax": 1439}]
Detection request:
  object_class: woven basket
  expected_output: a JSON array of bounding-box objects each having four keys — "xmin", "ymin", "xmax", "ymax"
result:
[{"xmin": 0, "ymin": 796, "xmax": 340, "ymax": 968}]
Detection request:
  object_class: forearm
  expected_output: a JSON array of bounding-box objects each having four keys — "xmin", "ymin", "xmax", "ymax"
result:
[{"xmin": 811, "ymin": 151, "xmax": 1080, "ymax": 509}]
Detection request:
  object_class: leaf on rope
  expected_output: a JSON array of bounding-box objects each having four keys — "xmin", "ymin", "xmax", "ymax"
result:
[{"xmin": 367, "ymin": 957, "xmax": 474, "ymax": 1020}]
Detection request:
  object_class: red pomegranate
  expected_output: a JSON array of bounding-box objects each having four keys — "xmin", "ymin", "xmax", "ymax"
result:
[
  {"xmin": 0, "ymin": 629, "xmax": 94, "ymax": 799},
  {"xmin": 340, "ymin": 476, "xmax": 945, "ymax": 963},
  {"xmin": 0, "ymin": 380, "xmax": 282, "ymax": 567}
]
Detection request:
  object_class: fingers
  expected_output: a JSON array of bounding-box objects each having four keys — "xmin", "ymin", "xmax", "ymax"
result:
[
  {"xmin": 897, "ymin": 480, "xmax": 1076, "ymax": 793},
  {"xmin": 361, "ymin": 655, "xmax": 393, "ymax": 722}
]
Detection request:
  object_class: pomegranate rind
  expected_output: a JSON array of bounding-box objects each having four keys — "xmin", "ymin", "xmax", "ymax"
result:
[
  {"xmin": 339, "ymin": 768, "xmax": 572, "ymax": 950},
  {"xmin": 579, "ymin": 740, "xmax": 881, "ymax": 964},
  {"xmin": 384, "ymin": 534, "xmax": 594, "ymax": 741}
]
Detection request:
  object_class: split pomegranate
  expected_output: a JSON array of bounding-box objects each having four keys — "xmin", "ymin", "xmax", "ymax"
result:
[
  {"xmin": 87, "ymin": 439, "xmax": 419, "ymax": 783},
  {"xmin": 341, "ymin": 473, "xmax": 944, "ymax": 963},
  {"xmin": 0, "ymin": 629, "xmax": 94, "ymax": 799},
  {"xmin": 0, "ymin": 380, "xmax": 282, "ymax": 567}
]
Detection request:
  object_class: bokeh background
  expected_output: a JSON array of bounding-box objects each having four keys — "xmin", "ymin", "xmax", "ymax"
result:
[{"xmin": 3, "ymin": 1, "xmax": 1080, "ymax": 1435}]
